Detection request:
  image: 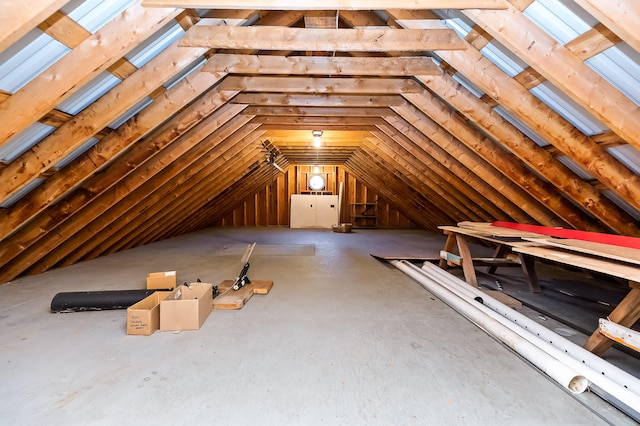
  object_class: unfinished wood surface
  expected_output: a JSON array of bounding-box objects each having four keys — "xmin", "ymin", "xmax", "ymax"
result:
[
  {"xmin": 0, "ymin": 4, "xmax": 180, "ymax": 149},
  {"xmin": 218, "ymin": 76, "xmax": 423, "ymax": 94},
  {"xmin": 0, "ymin": 41, "xmax": 208, "ymax": 205},
  {"xmin": 180, "ymin": 27, "xmax": 466, "ymax": 51},
  {"xmin": 213, "ymin": 280, "xmax": 273, "ymax": 310},
  {"xmin": 513, "ymin": 246, "xmax": 640, "ymax": 283},
  {"xmin": 571, "ymin": 0, "xmax": 640, "ymax": 54},
  {"xmin": 466, "ymin": 5, "xmax": 640, "ymax": 150},
  {"xmin": 37, "ymin": 10, "xmax": 91, "ymax": 48},
  {"xmin": 204, "ymin": 54, "xmax": 441, "ymax": 76},
  {"xmin": 583, "ymin": 287, "xmax": 640, "ymax": 356},
  {"xmin": 0, "ymin": 0, "xmax": 69, "ymax": 54},
  {"xmin": 143, "ymin": 0, "xmax": 508, "ymax": 9},
  {"xmin": 232, "ymin": 94, "xmax": 405, "ymax": 107},
  {"xmin": 457, "ymin": 222, "xmax": 548, "ymax": 238},
  {"xmin": 417, "ymin": 72, "xmax": 637, "ymax": 236},
  {"xmin": 523, "ymin": 238, "xmax": 640, "ymax": 267}
]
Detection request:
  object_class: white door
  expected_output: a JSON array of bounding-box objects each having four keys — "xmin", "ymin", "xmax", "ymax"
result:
[
  {"xmin": 290, "ymin": 194, "xmax": 317, "ymax": 228},
  {"xmin": 315, "ymin": 195, "xmax": 339, "ymax": 228}
]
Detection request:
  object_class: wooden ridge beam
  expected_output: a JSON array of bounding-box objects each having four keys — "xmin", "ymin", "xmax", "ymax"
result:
[
  {"xmin": 204, "ymin": 54, "xmax": 441, "ymax": 75},
  {"xmin": 179, "ymin": 27, "xmax": 466, "ymax": 51},
  {"xmin": 143, "ymin": 0, "xmax": 508, "ymax": 9}
]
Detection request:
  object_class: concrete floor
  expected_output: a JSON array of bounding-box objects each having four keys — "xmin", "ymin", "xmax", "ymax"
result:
[{"xmin": 0, "ymin": 227, "xmax": 636, "ymax": 425}]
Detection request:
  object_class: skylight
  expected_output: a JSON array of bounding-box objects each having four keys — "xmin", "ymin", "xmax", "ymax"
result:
[
  {"xmin": 125, "ymin": 21, "xmax": 185, "ymax": 68},
  {"xmin": 62, "ymin": 0, "xmax": 137, "ymax": 34},
  {"xmin": 0, "ymin": 123, "xmax": 56, "ymax": 162},
  {"xmin": 479, "ymin": 41, "xmax": 528, "ymax": 77},
  {"xmin": 56, "ymin": 72, "xmax": 121, "ymax": 115},
  {"xmin": 586, "ymin": 43, "xmax": 640, "ymax": 107},
  {"xmin": 523, "ymin": 0, "xmax": 594, "ymax": 45},
  {"xmin": 530, "ymin": 82, "xmax": 608, "ymax": 135},
  {"xmin": 0, "ymin": 29, "xmax": 69, "ymax": 92}
]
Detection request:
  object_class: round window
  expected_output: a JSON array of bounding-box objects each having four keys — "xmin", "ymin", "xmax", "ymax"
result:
[{"xmin": 308, "ymin": 174, "xmax": 325, "ymax": 190}]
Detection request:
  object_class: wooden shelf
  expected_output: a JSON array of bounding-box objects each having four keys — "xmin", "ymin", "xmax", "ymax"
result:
[{"xmin": 350, "ymin": 202, "xmax": 377, "ymax": 228}]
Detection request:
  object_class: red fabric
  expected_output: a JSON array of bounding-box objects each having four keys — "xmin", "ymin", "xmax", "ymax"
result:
[{"xmin": 491, "ymin": 221, "xmax": 640, "ymax": 250}]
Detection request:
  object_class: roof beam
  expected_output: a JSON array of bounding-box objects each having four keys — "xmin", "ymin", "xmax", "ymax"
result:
[
  {"xmin": 203, "ymin": 54, "xmax": 441, "ymax": 76},
  {"xmin": 231, "ymin": 93, "xmax": 406, "ymax": 107},
  {"xmin": 179, "ymin": 27, "xmax": 466, "ymax": 51},
  {"xmin": 0, "ymin": 0, "xmax": 69, "ymax": 54},
  {"xmin": 465, "ymin": 4, "xmax": 640, "ymax": 150},
  {"xmin": 570, "ymin": 0, "xmax": 640, "ymax": 54},
  {"xmin": 142, "ymin": 0, "xmax": 508, "ymax": 9},
  {"xmin": 218, "ymin": 75, "xmax": 423, "ymax": 93},
  {"xmin": 0, "ymin": 3, "xmax": 181, "ymax": 148},
  {"xmin": 417, "ymin": 73, "xmax": 637, "ymax": 236}
]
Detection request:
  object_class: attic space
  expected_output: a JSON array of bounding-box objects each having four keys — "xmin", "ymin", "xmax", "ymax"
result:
[{"xmin": 1, "ymin": 0, "xmax": 640, "ymax": 424}]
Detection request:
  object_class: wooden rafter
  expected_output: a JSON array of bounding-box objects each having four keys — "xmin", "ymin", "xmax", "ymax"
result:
[
  {"xmin": 465, "ymin": 4, "xmax": 640, "ymax": 150},
  {"xmin": 232, "ymin": 94, "xmax": 406, "ymax": 107},
  {"xmin": 0, "ymin": 4, "xmax": 181, "ymax": 149},
  {"xmin": 0, "ymin": 0, "xmax": 69, "ymax": 54},
  {"xmin": 218, "ymin": 76, "xmax": 423, "ymax": 93},
  {"xmin": 179, "ymin": 27, "xmax": 466, "ymax": 51},
  {"xmin": 570, "ymin": 0, "xmax": 640, "ymax": 54}
]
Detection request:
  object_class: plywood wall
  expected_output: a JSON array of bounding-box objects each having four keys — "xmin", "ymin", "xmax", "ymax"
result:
[{"xmin": 216, "ymin": 165, "xmax": 416, "ymax": 228}]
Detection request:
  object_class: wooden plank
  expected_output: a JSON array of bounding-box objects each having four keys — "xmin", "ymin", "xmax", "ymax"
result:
[
  {"xmin": 213, "ymin": 280, "xmax": 273, "ymax": 309},
  {"xmin": 583, "ymin": 287, "xmax": 640, "ymax": 356},
  {"xmin": 204, "ymin": 54, "xmax": 441, "ymax": 75},
  {"xmin": 564, "ymin": 23, "xmax": 621, "ymax": 61},
  {"xmin": 142, "ymin": 0, "xmax": 508, "ymax": 9},
  {"xmin": 512, "ymin": 246, "xmax": 640, "ymax": 283},
  {"xmin": 0, "ymin": 41, "xmax": 209, "ymax": 205},
  {"xmin": 0, "ymin": 4, "xmax": 180, "ymax": 149},
  {"xmin": 180, "ymin": 27, "xmax": 467, "ymax": 51},
  {"xmin": 523, "ymin": 238, "xmax": 640, "ymax": 267},
  {"xmin": 598, "ymin": 318, "xmax": 640, "ymax": 353},
  {"xmin": 482, "ymin": 289, "xmax": 522, "ymax": 308},
  {"xmin": 245, "ymin": 106, "xmax": 394, "ymax": 117},
  {"xmin": 231, "ymin": 93, "xmax": 405, "ymax": 107},
  {"xmin": 219, "ymin": 76, "xmax": 423, "ymax": 94},
  {"xmin": 571, "ymin": 0, "xmax": 640, "ymax": 54},
  {"xmin": 466, "ymin": 4, "xmax": 640, "ymax": 150},
  {"xmin": 37, "ymin": 10, "xmax": 91, "ymax": 48},
  {"xmin": 0, "ymin": 0, "xmax": 69, "ymax": 54}
]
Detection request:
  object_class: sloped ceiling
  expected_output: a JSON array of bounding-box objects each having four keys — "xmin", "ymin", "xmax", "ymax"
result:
[{"xmin": 0, "ymin": 0, "xmax": 639, "ymax": 283}]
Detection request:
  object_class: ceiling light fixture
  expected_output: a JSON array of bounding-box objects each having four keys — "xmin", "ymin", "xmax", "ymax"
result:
[{"xmin": 312, "ymin": 130, "xmax": 323, "ymax": 147}]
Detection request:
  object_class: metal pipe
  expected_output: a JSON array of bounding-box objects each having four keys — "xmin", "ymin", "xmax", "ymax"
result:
[
  {"xmin": 390, "ymin": 259, "xmax": 588, "ymax": 394},
  {"xmin": 403, "ymin": 260, "xmax": 640, "ymax": 417},
  {"xmin": 420, "ymin": 261, "xmax": 640, "ymax": 395}
]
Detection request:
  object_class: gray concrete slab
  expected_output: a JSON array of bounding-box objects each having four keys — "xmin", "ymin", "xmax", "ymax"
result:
[{"xmin": 0, "ymin": 228, "xmax": 633, "ymax": 425}]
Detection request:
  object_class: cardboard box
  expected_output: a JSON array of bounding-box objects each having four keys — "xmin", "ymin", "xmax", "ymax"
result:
[
  {"xmin": 160, "ymin": 283, "xmax": 213, "ymax": 331},
  {"xmin": 126, "ymin": 291, "xmax": 170, "ymax": 335},
  {"xmin": 146, "ymin": 271, "xmax": 177, "ymax": 290}
]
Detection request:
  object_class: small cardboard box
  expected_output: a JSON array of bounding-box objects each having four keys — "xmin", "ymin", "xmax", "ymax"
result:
[
  {"xmin": 160, "ymin": 283, "xmax": 213, "ymax": 331},
  {"xmin": 127, "ymin": 291, "xmax": 170, "ymax": 335},
  {"xmin": 146, "ymin": 271, "xmax": 177, "ymax": 290}
]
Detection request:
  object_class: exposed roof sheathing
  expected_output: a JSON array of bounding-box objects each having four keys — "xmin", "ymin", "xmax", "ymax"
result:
[{"xmin": 0, "ymin": 0, "xmax": 639, "ymax": 282}]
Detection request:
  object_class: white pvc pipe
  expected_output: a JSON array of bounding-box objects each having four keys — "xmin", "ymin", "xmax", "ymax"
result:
[
  {"xmin": 404, "ymin": 261, "xmax": 640, "ymax": 416},
  {"xmin": 390, "ymin": 260, "xmax": 588, "ymax": 394},
  {"xmin": 420, "ymin": 261, "xmax": 640, "ymax": 395}
]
